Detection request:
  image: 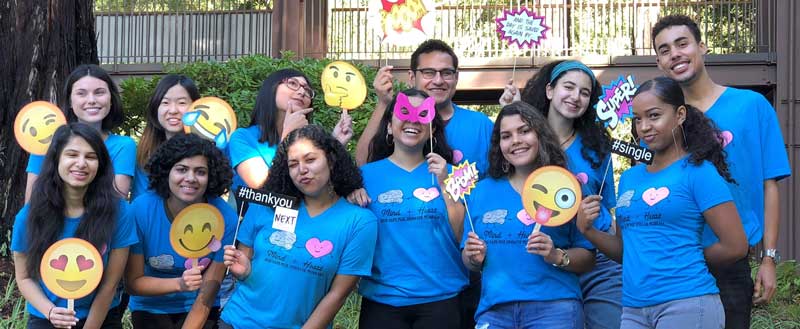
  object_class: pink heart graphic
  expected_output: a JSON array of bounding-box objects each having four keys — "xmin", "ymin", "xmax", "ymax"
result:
[
  {"xmin": 76, "ymin": 255, "xmax": 94, "ymax": 271},
  {"xmin": 413, "ymin": 187, "xmax": 440, "ymax": 202},
  {"xmin": 575, "ymin": 172, "xmax": 589, "ymax": 185},
  {"xmin": 453, "ymin": 150, "xmax": 464, "ymax": 163},
  {"xmin": 718, "ymin": 131, "xmax": 733, "ymax": 148},
  {"xmin": 642, "ymin": 187, "xmax": 670, "ymax": 206},
  {"xmin": 517, "ymin": 209, "xmax": 535, "ymax": 226},
  {"xmin": 305, "ymin": 238, "xmax": 334, "ymax": 258},
  {"xmin": 50, "ymin": 255, "xmax": 68, "ymax": 271},
  {"xmin": 184, "ymin": 257, "xmax": 211, "ymax": 269}
]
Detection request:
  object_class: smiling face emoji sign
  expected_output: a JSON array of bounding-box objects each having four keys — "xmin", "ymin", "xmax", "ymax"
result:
[
  {"xmin": 14, "ymin": 101, "xmax": 67, "ymax": 155},
  {"xmin": 182, "ymin": 97, "xmax": 237, "ymax": 149},
  {"xmin": 170, "ymin": 203, "xmax": 225, "ymax": 259},
  {"xmin": 40, "ymin": 238, "xmax": 103, "ymax": 300},
  {"xmin": 522, "ymin": 166, "xmax": 582, "ymax": 227},
  {"xmin": 321, "ymin": 61, "xmax": 367, "ymax": 110}
]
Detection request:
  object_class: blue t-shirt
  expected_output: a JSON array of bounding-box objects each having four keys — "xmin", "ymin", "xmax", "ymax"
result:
[
  {"xmin": 11, "ymin": 202, "xmax": 138, "ymax": 319},
  {"xmin": 128, "ymin": 192, "xmax": 237, "ymax": 314},
  {"xmin": 446, "ymin": 104, "xmax": 493, "ymax": 176},
  {"xmin": 564, "ymin": 134, "xmax": 616, "ymax": 232},
  {"xmin": 221, "ymin": 198, "xmax": 377, "ymax": 328},
  {"xmin": 702, "ymin": 87, "xmax": 791, "ymax": 246},
  {"xmin": 616, "ymin": 157, "xmax": 732, "ymax": 307},
  {"xmin": 463, "ymin": 177, "xmax": 593, "ymax": 320},
  {"xmin": 27, "ymin": 134, "xmax": 136, "ymax": 178},
  {"xmin": 131, "ymin": 166, "xmax": 149, "ymax": 201},
  {"xmin": 228, "ymin": 125, "xmax": 278, "ymax": 193},
  {"xmin": 358, "ymin": 158, "xmax": 468, "ymax": 307}
]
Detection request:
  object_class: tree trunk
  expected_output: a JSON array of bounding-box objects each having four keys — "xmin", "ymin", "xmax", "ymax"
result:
[{"xmin": 0, "ymin": 0, "xmax": 98, "ymax": 255}]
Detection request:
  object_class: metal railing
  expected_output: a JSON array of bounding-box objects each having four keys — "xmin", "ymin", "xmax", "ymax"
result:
[
  {"xmin": 327, "ymin": 0, "xmax": 768, "ymax": 61},
  {"xmin": 95, "ymin": 0, "xmax": 273, "ymax": 64}
]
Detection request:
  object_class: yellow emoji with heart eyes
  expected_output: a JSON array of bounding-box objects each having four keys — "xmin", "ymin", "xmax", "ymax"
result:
[
  {"xmin": 522, "ymin": 166, "xmax": 582, "ymax": 227},
  {"xmin": 40, "ymin": 238, "xmax": 104, "ymax": 300},
  {"xmin": 14, "ymin": 101, "xmax": 67, "ymax": 155},
  {"xmin": 182, "ymin": 97, "xmax": 237, "ymax": 148},
  {"xmin": 321, "ymin": 61, "xmax": 367, "ymax": 110},
  {"xmin": 170, "ymin": 203, "xmax": 225, "ymax": 259}
]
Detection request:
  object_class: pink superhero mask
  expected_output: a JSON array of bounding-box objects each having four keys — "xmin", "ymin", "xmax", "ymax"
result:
[{"xmin": 393, "ymin": 92, "xmax": 436, "ymax": 124}]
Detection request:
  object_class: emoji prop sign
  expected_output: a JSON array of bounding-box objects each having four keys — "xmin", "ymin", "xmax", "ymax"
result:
[
  {"xmin": 170, "ymin": 203, "xmax": 225, "ymax": 268},
  {"xmin": 182, "ymin": 97, "xmax": 237, "ymax": 149},
  {"xmin": 393, "ymin": 92, "xmax": 437, "ymax": 184},
  {"xmin": 495, "ymin": 8, "xmax": 549, "ymax": 81},
  {"xmin": 522, "ymin": 166, "xmax": 582, "ymax": 233},
  {"xmin": 321, "ymin": 61, "xmax": 367, "ymax": 112},
  {"xmin": 444, "ymin": 161, "xmax": 479, "ymax": 233},
  {"xmin": 368, "ymin": 0, "xmax": 436, "ymax": 46},
  {"xmin": 14, "ymin": 101, "xmax": 67, "ymax": 155},
  {"xmin": 40, "ymin": 238, "xmax": 104, "ymax": 310}
]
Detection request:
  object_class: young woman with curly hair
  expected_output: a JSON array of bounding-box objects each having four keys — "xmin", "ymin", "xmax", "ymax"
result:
[
  {"xmin": 462, "ymin": 102, "xmax": 595, "ymax": 329},
  {"xmin": 220, "ymin": 125, "xmax": 377, "ymax": 328},
  {"xmin": 13, "ymin": 123, "xmax": 137, "ymax": 328},
  {"xmin": 131, "ymin": 74, "xmax": 201, "ymax": 199},
  {"xmin": 125, "ymin": 134, "xmax": 236, "ymax": 329},
  {"xmin": 25, "ymin": 64, "xmax": 137, "ymax": 202},
  {"xmin": 500, "ymin": 60, "xmax": 621, "ymax": 329},
  {"xmin": 354, "ymin": 88, "xmax": 466, "ymax": 329},
  {"xmin": 575, "ymin": 77, "xmax": 748, "ymax": 328}
]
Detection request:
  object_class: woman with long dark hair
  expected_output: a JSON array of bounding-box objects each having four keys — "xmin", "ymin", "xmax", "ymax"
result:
[
  {"xmin": 13, "ymin": 123, "xmax": 137, "ymax": 328},
  {"xmin": 131, "ymin": 74, "xmax": 201, "ymax": 199},
  {"xmin": 25, "ymin": 64, "xmax": 136, "ymax": 201},
  {"xmin": 576, "ymin": 77, "xmax": 748, "ymax": 328},
  {"xmin": 220, "ymin": 125, "xmax": 377, "ymax": 328}
]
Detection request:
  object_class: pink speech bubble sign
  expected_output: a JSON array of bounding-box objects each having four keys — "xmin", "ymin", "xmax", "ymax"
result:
[{"xmin": 496, "ymin": 8, "xmax": 550, "ymax": 49}]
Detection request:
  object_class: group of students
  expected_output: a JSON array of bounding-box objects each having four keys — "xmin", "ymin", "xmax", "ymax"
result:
[{"xmin": 12, "ymin": 14, "xmax": 791, "ymax": 329}]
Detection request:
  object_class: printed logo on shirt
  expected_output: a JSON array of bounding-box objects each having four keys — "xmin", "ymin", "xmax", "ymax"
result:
[
  {"xmin": 482, "ymin": 209, "xmax": 507, "ymax": 225},
  {"xmin": 413, "ymin": 187, "xmax": 440, "ymax": 202},
  {"xmin": 575, "ymin": 172, "xmax": 589, "ymax": 185},
  {"xmin": 718, "ymin": 131, "xmax": 733, "ymax": 148},
  {"xmin": 617, "ymin": 190, "xmax": 634, "ymax": 208},
  {"xmin": 269, "ymin": 230, "xmax": 297, "ymax": 250},
  {"xmin": 148, "ymin": 254, "xmax": 175, "ymax": 270},
  {"xmin": 642, "ymin": 187, "xmax": 670, "ymax": 206},
  {"xmin": 377, "ymin": 190, "xmax": 404, "ymax": 204}
]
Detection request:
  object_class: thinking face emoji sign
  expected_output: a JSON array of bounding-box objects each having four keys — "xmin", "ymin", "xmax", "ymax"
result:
[
  {"xmin": 14, "ymin": 101, "xmax": 67, "ymax": 155},
  {"xmin": 182, "ymin": 97, "xmax": 237, "ymax": 148},
  {"xmin": 40, "ymin": 238, "xmax": 103, "ymax": 300},
  {"xmin": 522, "ymin": 166, "xmax": 582, "ymax": 227},
  {"xmin": 170, "ymin": 203, "xmax": 225, "ymax": 259},
  {"xmin": 321, "ymin": 61, "xmax": 367, "ymax": 110}
]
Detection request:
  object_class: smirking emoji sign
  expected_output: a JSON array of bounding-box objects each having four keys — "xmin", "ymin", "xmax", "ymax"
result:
[
  {"xmin": 182, "ymin": 97, "xmax": 237, "ymax": 149},
  {"xmin": 522, "ymin": 166, "xmax": 581, "ymax": 232},
  {"xmin": 40, "ymin": 238, "xmax": 104, "ymax": 307},
  {"xmin": 14, "ymin": 101, "xmax": 67, "ymax": 155},
  {"xmin": 321, "ymin": 61, "xmax": 368, "ymax": 111},
  {"xmin": 170, "ymin": 203, "xmax": 225, "ymax": 267}
]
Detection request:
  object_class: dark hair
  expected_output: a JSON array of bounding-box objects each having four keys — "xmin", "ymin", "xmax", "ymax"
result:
[
  {"xmin": 410, "ymin": 39, "xmax": 459, "ymax": 71},
  {"xmin": 264, "ymin": 125, "xmax": 363, "ymax": 199},
  {"xmin": 25, "ymin": 123, "xmax": 119, "ymax": 280},
  {"xmin": 146, "ymin": 134, "xmax": 233, "ymax": 199},
  {"xmin": 250, "ymin": 69, "xmax": 313, "ymax": 146},
  {"xmin": 488, "ymin": 102, "xmax": 567, "ymax": 178},
  {"xmin": 366, "ymin": 88, "xmax": 454, "ymax": 163},
  {"xmin": 520, "ymin": 60, "xmax": 609, "ymax": 169},
  {"xmin": 136, "ymin": 74, "xmax": 201, "ymax": 168},
  {"xmin": 632, "ymin": 77, "xmax": 733, "ymax": 183},
  {"xmin": 62, "ymin": 64, "xmax": 124, "ymax": 132},
  {"xmin": 651, "ymin": 14, "xmax": 703, "ymax": 49}
]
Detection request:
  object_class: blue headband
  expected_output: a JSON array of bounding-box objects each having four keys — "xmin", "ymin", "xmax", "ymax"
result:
[{"xmin": 549, "ymin": 61, "xmax": 596, "ymax": 85}]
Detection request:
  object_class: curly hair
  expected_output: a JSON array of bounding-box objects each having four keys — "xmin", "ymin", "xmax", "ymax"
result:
[
  {"xmin": 411, "ymin": 39, "xmax": 459, "ymax": 71},
  {"xmin": 25, "ymin": 123, "xmax": 119, "ymax": 280},
  {"xmin": 145, "ymin": 134, "xmax": 233, "ymax": 199},
  {"xmin": 62, "ymin": 64, "xmax": 124, "ymax": 132},
  {"xmin": 632, "ymin": 77, "xmax": 733, "ymax": 183},
  {"xmin": 652, "ymin": 14, "xmax": 702, "ymax": 49},
  {"xmin": 488, "ymin": 102, "xmax": 567, "ymax": 179},
  {"xmin": 250, "ymin": 69, "xmax": 314, "ymax": 145},
  {"xmin": 264, "ymin": 125, "xmax": 363, "ymax": 199},
  {"xmin": 520, "ymin": 60, "xmax": 609, "ymax": 169},
  {"xmin": 366, "ymin": 88, "xmax": 454, "ymax": 164}
]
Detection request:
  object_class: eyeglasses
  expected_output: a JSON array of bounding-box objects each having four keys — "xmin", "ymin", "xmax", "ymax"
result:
[
  {"xmin": 282, "ymin": 78, "xmax": 315, "ymax": 99},
  {"xmin": 414, "ymin": 68, "xmax": 457, "ymax": 80}
]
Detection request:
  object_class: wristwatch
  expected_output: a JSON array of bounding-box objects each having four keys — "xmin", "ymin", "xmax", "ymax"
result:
[
  {"xmin": 552, "ymin": 248, "xmax": 570, "ymax": 268},
  {"xmin": 761, "ymin": 249, "xmax": 781, "ymax": 263}
]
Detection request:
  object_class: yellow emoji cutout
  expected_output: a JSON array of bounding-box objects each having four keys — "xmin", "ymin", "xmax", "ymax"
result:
[
  {"xmin": 182, "ymin": 97, "xmax": 237, "ymax": 149},
  {"xmin": 40, "ymin": 238, "xmax": 104, "ymax": 300},
  {"xmin": 522, "ymin": 166, "xmax": 582, "ymax": 227},
  {"xmin": 14, "ymin": 101, "xmax": 67, "ymax": 155},
  {"xmin": 321, "ymin": 61, "xmax": 367, "ymax": 110},
  {"xmin": 170, "ymin": 203, "xmax": 225, "ymax": 260}
]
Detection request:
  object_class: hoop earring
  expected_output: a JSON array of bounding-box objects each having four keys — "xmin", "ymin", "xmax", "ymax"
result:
[
  {"xmin": 502, "ymin": 161, "xmax": 510, "ymax": 173},
  {"xmin": 386, "ymin": 132, "xmax": 393, "ymax": 145},
  {"xmin": 671, "ymin": 124, "xmax": 688, "ymax": 150}
]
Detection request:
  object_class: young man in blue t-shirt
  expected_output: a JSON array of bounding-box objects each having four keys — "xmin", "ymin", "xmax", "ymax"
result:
[{"xmin": 652, "ymin": 15, "xmax": 791, "ymax": 329}]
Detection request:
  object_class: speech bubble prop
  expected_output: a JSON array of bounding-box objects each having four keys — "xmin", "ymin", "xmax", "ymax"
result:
[
  {"xmin": 14, "ymin": 101, "xmax": 67, "ymax": 155},
  {"xmin": 596, "ymin": 75, "xmax": 637, "ymax": 130},
  {"xmin": 522, "ymin": 166, "xmax": 582, "ymax": 233},
  {"xmin": 182, "ymin": 97, "xmax": 237, "ymax": 149},
  {"xmin": 496, "ymin": 8, "xmax": 550, "ymax": 49},
  {"xmin": 170, "ymin": 203, "xmax": 225, "ymax": 261},
  {"xmin": 444, "ymin": 161, "xmax": 479, "ymax": 202},
  {"xmin": 41, "ymin": 238, "xmax": 104, "ymax": 302},
  {"xmin": 321, "ymin": 61, "xmax": 367, "ymax": 111},
  {"xmin": 368, "ymin": 0, "xmax": 436, "ymax": 46}
]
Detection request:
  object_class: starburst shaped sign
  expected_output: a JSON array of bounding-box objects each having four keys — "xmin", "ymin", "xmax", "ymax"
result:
[{"xmin": 495, "ymin": 8, "xmax": 549, "ymax": 49}]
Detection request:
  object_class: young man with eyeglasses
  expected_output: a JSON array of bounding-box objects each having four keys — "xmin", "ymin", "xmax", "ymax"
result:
[{"xmin": 652, "ymin": 15, "xmax": 791, "ymax": 329}]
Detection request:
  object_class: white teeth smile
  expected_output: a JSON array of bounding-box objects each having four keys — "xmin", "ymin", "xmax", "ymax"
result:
[
  {"xmin": 84, "ymin": 108, "xmax": 101, "ymax": 114},
  {"xmin": 672, "ymin": 63, "xmax": 688, "ymax": 71},
  {"xmin": 510, "ymin": 148, "xmax": 528, "ymax": 155},
  {"xmin": 403, "ymin": 128, "xmax": 420, "ymax": 134}
]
